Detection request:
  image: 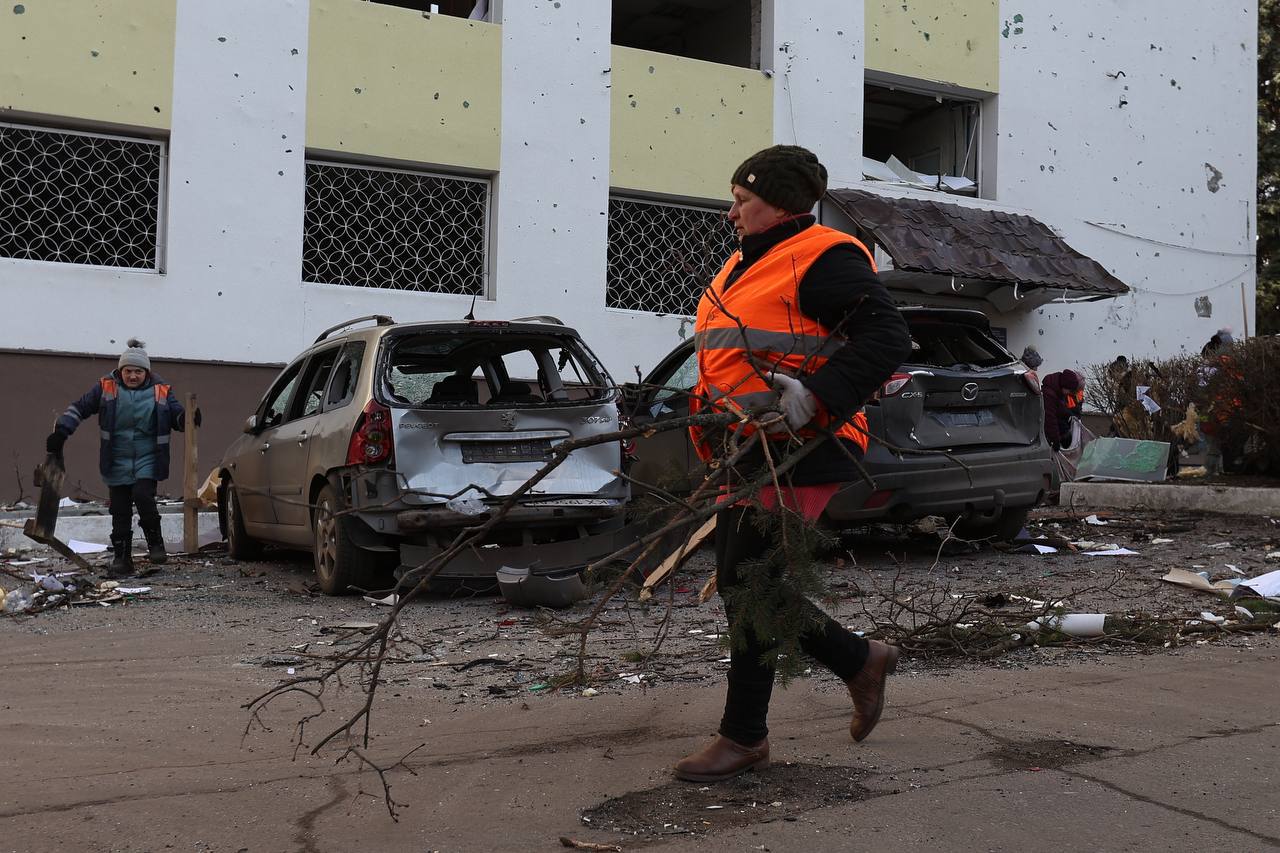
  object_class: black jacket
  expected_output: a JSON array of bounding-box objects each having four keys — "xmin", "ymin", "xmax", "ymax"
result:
[{"xmin": 722, "ymin": 215, "xmax": 912, "ymax": 483}]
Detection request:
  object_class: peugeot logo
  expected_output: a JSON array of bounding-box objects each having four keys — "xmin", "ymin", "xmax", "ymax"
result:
[{"xmin": 961, "ymin": 382, "xmax": 979, "ymax": 402}]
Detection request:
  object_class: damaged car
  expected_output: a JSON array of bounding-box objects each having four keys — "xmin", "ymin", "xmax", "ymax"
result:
[
  {"xmin": 216, "ymin": 315, "xmax": 628, "ymax": 605},
  {"xmin": 625, "ymin": 307, "xmax": 1054, "ymax": 539}
]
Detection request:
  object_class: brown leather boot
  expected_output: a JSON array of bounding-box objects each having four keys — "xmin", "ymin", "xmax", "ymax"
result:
[
  {"xmin": 846, "ymin": 640, "xmax": 900, "ymax": 742},
  {"xmin": 673, "ymin": 735, "xmax": 770, "ymax": 782}
]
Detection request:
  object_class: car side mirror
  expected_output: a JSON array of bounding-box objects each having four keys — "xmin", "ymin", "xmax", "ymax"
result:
[{"xmin": 243, "ymin": 415, "xmax": 259, "ymax": 434}]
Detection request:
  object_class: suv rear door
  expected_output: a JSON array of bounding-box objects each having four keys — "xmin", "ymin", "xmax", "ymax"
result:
[
  {"xmin": 380, "ymin": 326, "xmax": 626, "ymax": 504},
  {"xmin": 872, "ymin": 311, "xmax": 1041, "ymax": 451}
]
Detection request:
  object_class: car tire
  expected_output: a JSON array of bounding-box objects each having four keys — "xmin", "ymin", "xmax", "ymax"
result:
[
  {"xmin": 222, "ymin": 480, "xmax": 263, "ymax": 561},
  {"xmin": 952, "ymin": 506, "xmax": 1030, "ymax": 542},
  {"xmin": 312, "ymin": 482, "xmax": 379, "ymax": 595}
]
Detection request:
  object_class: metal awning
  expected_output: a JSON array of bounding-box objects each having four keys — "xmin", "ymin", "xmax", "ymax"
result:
[{"xmin": 824, "ymin": 188, "xmax": 1129, "ymax": 306}]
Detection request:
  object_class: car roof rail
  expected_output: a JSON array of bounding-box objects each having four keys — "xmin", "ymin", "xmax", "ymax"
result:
[
  {"xmin": 510, "ymin": 315, "xmax": 565, "ymax": 326},
  {"xmin": 314, "ymin": 314, "xmax": 395, "ymax": 343}
]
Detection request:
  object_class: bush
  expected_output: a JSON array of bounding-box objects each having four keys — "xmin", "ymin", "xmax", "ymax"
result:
[{"xmin": 1084, "ymin": 336, "xmax": 1280, "ymax": 474}]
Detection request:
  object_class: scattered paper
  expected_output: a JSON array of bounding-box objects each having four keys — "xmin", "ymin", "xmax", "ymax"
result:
[
  {"xmin": 1083, "ymin": 547, "xmax": 1139, "ymax": 556},
  {"xmin": 1205, "ymin": 542, "xmax": 1232, "ymax": 549},
  {"xmin": 363, "ymin": 593, "xmax": 400, "ymax": 607},
  {"xmin": 1198, "ymin": 611, "xmax": 1226, "ymax": 625},
  {"xmin": 1149, "ymin": 538, "xmax": 1175, "ymax": 545},
  {"xmin": 1161, "ymin": 569, "xmax": 1237, "ymax": 595},
  {"xmin": 58, "ymin": 497, "xmax": 78, "ymax": 508},
  {"xmin": 1015, "ymin": 543, "xmax": 1058, "ymax": 555},
  {"xmin": 1083, "ymin": 514, "xmax": 1108, "ymax": 526},
  {"xmin": 67, "ymin": 539, "xmax": 108, "ymax": 554},
  {"xmin": 115, "ymin": 586, "xmax": 151, "ymax": 595},
  {"xmin": 1238, "ymin": 569, "xmax": 1280, "ymax": 599}
]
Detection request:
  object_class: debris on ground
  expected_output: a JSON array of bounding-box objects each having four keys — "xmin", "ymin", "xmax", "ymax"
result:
[{"xmin": 1, "ymin": 570, "xmax": 152, "ymax": 614}]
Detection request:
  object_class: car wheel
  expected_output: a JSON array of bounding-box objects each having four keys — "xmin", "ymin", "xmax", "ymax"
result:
[
  {"xmin": 312, "ymin": 483, "xmax": 378, "ymax": 595},
  {"xmin": 952, "ymin": 506, "xmax": 1030, "ymax": 542},
  {"xmin": 222, "ymin": 480, "xmax": 262, "ymax": 560}
]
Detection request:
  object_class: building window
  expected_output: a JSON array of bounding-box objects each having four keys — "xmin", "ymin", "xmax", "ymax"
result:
[
  {"xmin": 606, "ymin": 196, "xmax": 735, "ymax": 316},
  {"xmin": 302, "ymin": 160, "xmax": 489, "ymax": 294},
  {"xmin": 862, "ymin": 81, "xmax": 982, "ymax": 196},
  {"xmin": 612, "ymin": 0, "xmax": 760, "ymax": 69},
  {"xmin": 367, "ymin": 0, "xmax": 490, "ymax": 18},
  {"xmin": 0, "ymin": 123, "xmax": 163, "ymax": 270}
]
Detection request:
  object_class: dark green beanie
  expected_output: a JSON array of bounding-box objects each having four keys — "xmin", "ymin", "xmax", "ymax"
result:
[{"xmin": 730, "ymin": 145, "xmax": 828, "ymax": 213}]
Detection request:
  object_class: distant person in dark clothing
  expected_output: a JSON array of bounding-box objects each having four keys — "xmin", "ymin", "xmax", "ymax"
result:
[
  {"xmin": 1201, "ymin": 328, "xmax": 1235, "ymax": 358},
  {"xmin": 1042, "ymin": 369, "xmax": 1084, "ymax": 450}
]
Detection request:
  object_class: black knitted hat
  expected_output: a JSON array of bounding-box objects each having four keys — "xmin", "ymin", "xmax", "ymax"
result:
[{"xmin": 730, "ymin": 145, "xmax": 828, "ymax": 213}]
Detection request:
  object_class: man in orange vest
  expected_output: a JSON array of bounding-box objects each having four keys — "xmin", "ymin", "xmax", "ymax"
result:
[{"xmin": 675, "ymin": 145, "xmax": 911, "ymax": 782}]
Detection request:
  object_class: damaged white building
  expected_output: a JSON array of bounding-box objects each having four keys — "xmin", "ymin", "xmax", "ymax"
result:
[{"xmin": 1, "ymin": 0, "xmax": 1258, "ymax": 486}]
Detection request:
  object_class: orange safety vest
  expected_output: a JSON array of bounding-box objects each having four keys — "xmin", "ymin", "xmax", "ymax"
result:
[{"xmin": 689, "ymin": 225, "xmax": 876, "ymax": 462}]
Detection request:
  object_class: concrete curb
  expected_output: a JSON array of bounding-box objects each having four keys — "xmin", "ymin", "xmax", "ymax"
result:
[
  {"xmin": 1, "ymin": 510, "xmax": 221, "ymax": 555},
  {"xmin": 1060, "ymin": 482, "xmax": 1280, "ymax": 516}
]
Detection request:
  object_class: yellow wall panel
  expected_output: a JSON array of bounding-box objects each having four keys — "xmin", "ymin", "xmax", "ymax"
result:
[
  {"xmin": 866, "ymin": 0, "xmax": 999, "ymax": 92},
  {"xmin": 1, "ymin": 0, "xmax": 175, "ymax": 129},
  {"xmin": 307, "ymin": 1, "xmax": 500, "ymax": 171},
  {"xmin": 610, "ymin": 47, "xmax": 772, "ymax": 202}
]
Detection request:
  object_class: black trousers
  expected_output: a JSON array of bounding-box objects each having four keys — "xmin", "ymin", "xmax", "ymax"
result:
[
  {"xmin": 716, "ymin": 505, "xmax": 869, "ymax": 744},
  {"xmin": 108, "ymin": 479, "xmax": 160, "ymax": 543}
]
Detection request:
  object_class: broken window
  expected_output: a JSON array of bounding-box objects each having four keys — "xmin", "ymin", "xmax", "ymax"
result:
[
  {"xmin": 612, "ymin": 0, "xmax": 760, "ymax": 69},
  {"xmin": 0, "ymin": 122, "xmax": 163, "ymax": 269},
  {"xmin": 366, "ymin": 0, "xmax": 490, "ymax": 19},
  {"xmin": 302, "ymin": 160, "xmax": 489, "ymax": 294},
  {"xmin": 382, "ymin": 331, "xmax": 611, "ymax": 408},
  {"xmin": 862, "ymin": 82, "xmax": 982, "ymax": 195},
  {"xmin": 606, "ymin": 196, "xmax": 735, "ymax": 316}
]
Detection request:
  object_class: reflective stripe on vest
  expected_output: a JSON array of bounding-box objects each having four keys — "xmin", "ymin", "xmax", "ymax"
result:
[{"xmin": 690, "ymin": 225, "xmax": 876, "ymax": 460}]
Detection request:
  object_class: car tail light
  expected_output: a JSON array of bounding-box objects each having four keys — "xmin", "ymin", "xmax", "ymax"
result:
[
  {"xmin": 876, "ymin": 373, "xmax": 912, "ymax": 399},
  {"xmin": 346, "ymin": 399, "xmax": 395, "ymax": 466},
  {"xmin": 1022, "ymin": 372, "xmax": 1043, "ymax": 395}
]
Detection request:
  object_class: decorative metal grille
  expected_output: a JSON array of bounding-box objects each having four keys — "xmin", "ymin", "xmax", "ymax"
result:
[
  {"xmin": 606, "ymin": 196, "xmax": 735, "ymax": 316},
  {"xmin": 0, "ymin": 123, "xmax": 162, "ymax": 269},
  {"xmin": 303, "ymin": 160, "xmax": 489, "ymax": 294}
]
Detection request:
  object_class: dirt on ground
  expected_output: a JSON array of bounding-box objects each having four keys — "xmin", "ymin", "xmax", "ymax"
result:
[{"xmin": 4, "ymin": 507, "xmax": 1279, "ymax": 843}]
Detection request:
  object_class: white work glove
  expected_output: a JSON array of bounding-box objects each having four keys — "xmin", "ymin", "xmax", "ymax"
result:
[{"xmin": 768, "ymin": 372, "xmax": 818, "ymax": 431}]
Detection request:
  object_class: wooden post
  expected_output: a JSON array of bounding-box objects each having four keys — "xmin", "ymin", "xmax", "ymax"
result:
[{"xmin": 183, "ymin": 393, "xmax": 199, "ymax": 554}]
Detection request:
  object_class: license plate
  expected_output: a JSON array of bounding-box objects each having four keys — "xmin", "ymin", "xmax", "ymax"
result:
[{"xmin": 460, "ymin": 440, "xmax": 552, "ymax": 463}]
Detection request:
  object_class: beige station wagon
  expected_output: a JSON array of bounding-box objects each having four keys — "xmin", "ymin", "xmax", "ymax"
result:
[{"xmin": 215, "ymin": 315, "xmax": 628, "ymax": 605}]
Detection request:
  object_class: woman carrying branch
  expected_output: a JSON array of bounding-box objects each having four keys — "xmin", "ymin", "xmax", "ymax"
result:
[
  {"xmin": 45, "ymin": 339, "xmax": 197, "ymax": 577},
  {"xmin": 676, "ymin": 145, "xmax": 912, "ymax": 782}
]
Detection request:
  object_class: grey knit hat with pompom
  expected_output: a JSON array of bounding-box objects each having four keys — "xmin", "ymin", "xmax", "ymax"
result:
[{"xmin": 118, "ymin": 338, "xmax": 151, "ymax": 371}]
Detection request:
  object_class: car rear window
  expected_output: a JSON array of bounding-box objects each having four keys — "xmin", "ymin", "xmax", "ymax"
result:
[
  {"xmin": 380, "ymin": 330, "xmax": 611, "ymax": 407},
  {"xmin": 906, "ymin": 320, "xmax": 1014, "ymax": 369}
]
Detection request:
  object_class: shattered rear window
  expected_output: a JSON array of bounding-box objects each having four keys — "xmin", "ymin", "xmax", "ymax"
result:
[
  {"xmin": 381, "ymin": 330, "xmax": 612, "ymax": 407},
  {"xmin": 906, "ymin": 321, "xmax": 1014, "ymax": 370}
]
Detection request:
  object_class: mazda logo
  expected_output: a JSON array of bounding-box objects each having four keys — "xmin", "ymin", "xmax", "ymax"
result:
[{"xmin": 961, "ymin": 382, "xmax": 979, "ymax": 402}]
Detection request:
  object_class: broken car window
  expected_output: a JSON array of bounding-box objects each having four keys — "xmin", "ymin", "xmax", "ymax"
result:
[
  {"xmin": 326, "ymin": 341, "xmax": 366, "ymax": 409},
  {"xmin": 295, "ymin": 347, "xmax": 341, "ymax": 419},
  {"xmin": 908, "ymin": 323, "xmax": 1012, "ymax": 369},
  {"xmin": 260, "ymin": 364, "xmax": 302, "ymax": 430},
  {"xmin": 381, "ymin": 330, "xmax": 610, "ymax": 408}
]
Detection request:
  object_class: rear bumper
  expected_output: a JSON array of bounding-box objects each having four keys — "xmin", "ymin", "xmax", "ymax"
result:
[
  {"xmin": 396, "ymin": 516, "xmax": 626, "ymax": 582},
  {"xmin": 824, "ymin": 443, "xmax": 1054, "ymax": 523}
]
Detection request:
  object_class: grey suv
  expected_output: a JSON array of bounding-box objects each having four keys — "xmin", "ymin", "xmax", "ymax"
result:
[
  {"xmin": 625, "ymin": 307, "xmax": 1053, "ymax": 539},
  {"xmin": 216, "ymin": 315, "xmax": 627, "ymax": 600}
]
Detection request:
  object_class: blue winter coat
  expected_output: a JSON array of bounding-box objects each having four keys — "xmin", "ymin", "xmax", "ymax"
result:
[{"xmin": 56, "ymin": 371, "xmax": 187, "ymax": 484}]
